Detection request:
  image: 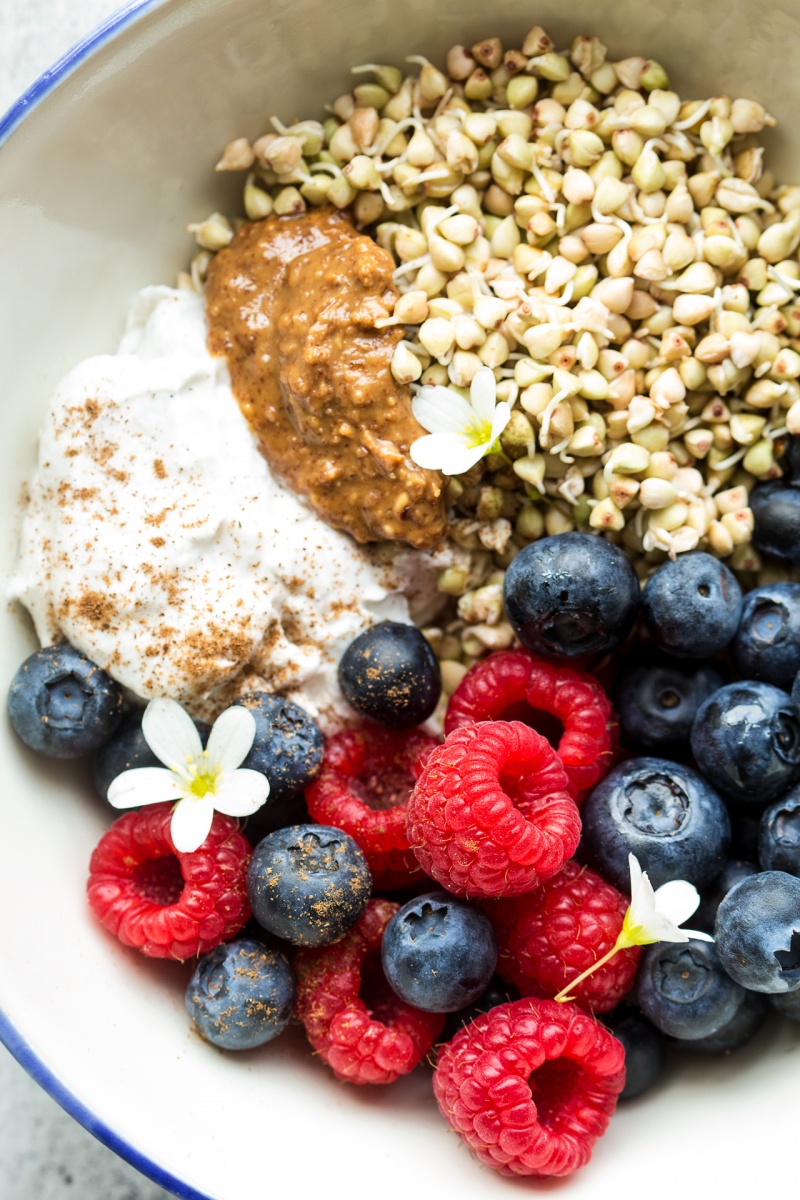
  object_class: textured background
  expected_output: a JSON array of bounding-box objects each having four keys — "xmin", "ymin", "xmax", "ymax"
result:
[{"xmin": 0, "ymin": 1, "xmax": 171, "ymax": 1197}]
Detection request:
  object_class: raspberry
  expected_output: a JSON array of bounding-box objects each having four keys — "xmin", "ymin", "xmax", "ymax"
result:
[
  {"xmin": 406, "ymin": 721, "xmax": 580, "ymax": 899},
  {"xmin": 445, "ymin": 651, "xmax": 618, "ymax": 801},
  {"xmin": 87, "ymin": 802, "xmax": 251, "ymax": 961},
  {"xmin": 305, "ymin": 726, "xmax": 438, "ymax": 889},
  {"xmin": 294, "ymin": 897, "xmax": 444, "ymax": 1084},
  {"xmin": 486, "ymin": 861, "xmax": 641, "ymax": 1013},
  {"xmin": 433, "ymin": 997, "xmax": 625, "ymax": 1178}
]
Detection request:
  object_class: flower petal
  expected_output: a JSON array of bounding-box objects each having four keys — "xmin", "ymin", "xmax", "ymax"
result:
[
  {"xmin": 170, "ymin": 796, "xmax": 215, "ymax": 854},
  {"xmin": 683, "ymin": 928, "xmax": 715, "ymax": 943},
  {"xmin": 469, "ymin": 367, "xmax": 497, "ymax": 425},
  {"xmin": 490, "ymin": 401, "xmax": 512, "ymax": 442},
  {"xmin": 206, "ymin": 706, "xmax": 257, "ymax": 773},
  {"xmin": 107, "ymin": 767, "xmax": 184, "ymax": 809},
  {"xmin": 412, "ymin": 386, "xmax": 474, "ymax": 435},
  {"xmin": 410, "ymin": 432, "xmax": 487, "ymax": 476},
  {"xmin": 628, "ymin": 852, "xmax": 644, "ymax": 898},
  {"xmin": 653, "ymin": 878, "xmax": 701, "ymax": 928},
  {"xmin": 639, "ymin": 913, "xmax": 689, "ymax": 944},
  {"xmin": 213, "ymin": 769, "xmax": 270, "ymax": 818},
  {"xmin": 142, "ymin": 698, "xmax": 203, "ymax": 773},
  {"xmin": 627, "ymin": 853, "xmax": 655, "ymax": 919}
]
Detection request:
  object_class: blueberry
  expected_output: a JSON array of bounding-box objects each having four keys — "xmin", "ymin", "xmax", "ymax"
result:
[
  {"xmin": 732, "ymin": 583, "xmax": 800, "ymax": 691},
  {"xmin": 641, "ymin": 553, "xmax": 742, "ymax": 660},
  {"xmin": 759, "ymin": 785, "xmax": 800, "ymax": 874},
  {"xmin": 8, "ymin": 645, "xmax": 123, "ymax": 758},
  {"xmin": 694, "ymin": 859, "xmax": 759, "ymax": 933},
  {"xmin": 93, "ymin": 712, "xmax": 210, "ymax": 801},
  {"xmin": 778, "ymin": 434, "xmax": 800, "ymax": 483},
  {"xmin": 185, "ymin": 939, "xmax": 295, "ymax": 1050},
  {"xmin": 615, "ymin": 660, "xmax": 725, "ymax": 754},
  {"xmin": 243, "ymin": 790, "xmax": 311, "ymax": 842},
  {"xmin": 715, "ymin": 870, "xmax": 800, "ymax": 993},
  {"xmin": 770, "ymin": 988, "xmax": 800, "ymax": 1020},
  {"xmin": 381, "ymin": 892, "xmax": 497, "ymax": 1013},
  {"xmin": 338, "ymin": 622, "xmax": 440, "ymax": 730},
  {"xmin": 604, "ymin": 1010, "xmax": 665, "ymax": 1099},
  {"xmin": 503, "ymin": 533, "xmax": 639, "ymax": 660},
  {"xmin": 636, "ymin": 941, "xmax": 745, "ymax": 1039},
  {"xmin": 690, "ymin": 681, "xmax": 800, "ymax": 805},
  {"xmin": 751, "ymin": 482, "xmax": 800, "ymax": 566},
  {"xmin": 581, "ymin": 756, "xmax": 730, "ymax": 892},
  {"xmin": 247, "ymin": 824, "xmax": 371, "ymax": 946},
  {"xmin": 671, "ymin": 989, "xmax": 767, "ymax": 1056},
  {"xmin": 442, "ymin": 976, "xmax": 519, "ymax": 1041},
  {"xmin": 728, "ymin": 803, "xmax": 765, "ymax": 860},
  {"xmin": 233, "ymin": 692, "xmax": 323, "ymax": 804}
]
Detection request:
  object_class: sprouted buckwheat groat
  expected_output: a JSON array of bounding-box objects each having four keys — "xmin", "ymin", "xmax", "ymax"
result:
[{"xmin": 188, "ymin": 26, "xmax": 800, "ymax": 692}]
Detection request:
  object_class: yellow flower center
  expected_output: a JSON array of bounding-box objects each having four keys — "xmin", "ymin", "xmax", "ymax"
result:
[
  {"xmin": 621, "ymin": 908, "xmax": 657, "ymax": 948},
  {"xmin": 188, "ymin": 773, "xmax": 216, "ymax": 798},
  {"xmin": 464, "ymin": 416, "xmax": 493, "ymax": 449},
  {"xmin": 184, "ymin": 751, "xmax": 219, "ymax": 799}
]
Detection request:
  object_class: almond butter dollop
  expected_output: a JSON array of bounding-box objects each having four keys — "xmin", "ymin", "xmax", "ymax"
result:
[{"xmin": 205, "ymin": 208, "xmax": 447, "ymax": 549}]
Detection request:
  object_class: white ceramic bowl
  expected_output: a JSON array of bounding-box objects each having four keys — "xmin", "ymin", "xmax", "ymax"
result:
[{"xmin": 2, "ymin": 2, "xmax": 800, "ymax": 1196}]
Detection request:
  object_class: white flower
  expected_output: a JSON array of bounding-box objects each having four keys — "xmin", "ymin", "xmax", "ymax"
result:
[
  {"xmin": 622, "ymin": 853, "xmax": 713, "ymax": 946},
  {"xmin": 409, "ymin": 366, "xmax": 511, "ymax": 476},
  {"xmin": 107, "ymin": 698, "xmax": 269, "ymax": 853},
  {"xmin": 554, "ymin": 854, "xmax": 711, "ymax": 1004}
]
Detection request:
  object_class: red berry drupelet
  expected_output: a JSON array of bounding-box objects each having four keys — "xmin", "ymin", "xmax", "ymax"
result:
[
  {"xmin": 433, "ymin": 997, "xmax": 625, "ymax": 1178},
  {"xmin": 305, "ymin": 726, "xmax": 438, "ymax": 889},
  {"xmin": 486, "ymin": 861, "xmax": 641, "ymax": 1014},
  {"xmin": 87, "ymin": 802, "xmax": 251, "ymax": 961},
  {"xmin": 294, "ymin": 897, "xmax": 444, "ymax": 1085},
  {"xmin": 445, "ymin": 651, "xmax": 618, "ymax": 802},
  {"xmin": 406, "ymin": 721, "xmax": 580, "ymax": 899}
]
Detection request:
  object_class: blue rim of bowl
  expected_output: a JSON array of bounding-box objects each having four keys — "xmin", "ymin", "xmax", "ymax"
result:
[
  {"xmin": 0, "ymin": 1008, "xmax": 214, "ymax": 1200},
  {"xmin": 0, "ymin": 0, "xmax": 164, "ymax": 145},
  {"xmin": 0, "ymin": 13, "xmax": 219, "ymax": 1200}
]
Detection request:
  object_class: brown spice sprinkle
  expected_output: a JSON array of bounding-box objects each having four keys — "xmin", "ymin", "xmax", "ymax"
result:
[
  {"xmin": 205, "ymin": 207, "xmax": 446, "ymax": 550},
  {"xmin": 73, "ymin": 590, "xmax": 117, "ymax": 631}
]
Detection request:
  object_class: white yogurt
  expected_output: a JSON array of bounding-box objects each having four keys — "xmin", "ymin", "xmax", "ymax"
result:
[{"xmin": 10, "ymin": 286, "xmax": 449, "ymax": 730}]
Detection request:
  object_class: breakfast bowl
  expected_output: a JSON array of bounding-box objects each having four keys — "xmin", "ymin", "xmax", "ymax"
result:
[{"xmin": 2, "ymin": 0, "xmax": 800, "ymax": 1196}]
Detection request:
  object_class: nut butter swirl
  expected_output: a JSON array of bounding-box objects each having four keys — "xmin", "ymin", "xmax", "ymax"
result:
[{"xmin": 205, "ymin": 208, "xmax": 446, "ymax": 549}]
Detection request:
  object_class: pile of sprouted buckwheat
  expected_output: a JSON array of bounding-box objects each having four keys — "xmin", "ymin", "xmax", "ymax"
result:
[{"xmin": 185, "ymin": 24, "xmax": 800, "ymax": 693}]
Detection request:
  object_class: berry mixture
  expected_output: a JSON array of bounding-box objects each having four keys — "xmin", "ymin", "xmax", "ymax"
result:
[
  {"xmin": 19, "ymin": 557, "xmax": 800, "ymax": 1185},
  {"xmin": 20, "ymin": 521, "xmax": 800, "ymax": 1184},
  {"xmin": 13, "ymin": 19, "xmax": 800, "ymax": 1190}
]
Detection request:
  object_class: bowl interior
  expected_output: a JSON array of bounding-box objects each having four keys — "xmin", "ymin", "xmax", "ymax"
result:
[{"xmin": 2, "ymin": 0, "xmax": 800, "ymax": 1196}]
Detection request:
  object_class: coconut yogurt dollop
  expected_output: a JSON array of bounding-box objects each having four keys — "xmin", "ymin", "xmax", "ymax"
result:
[{"xmin": 10, "ymin": 286, "xmax": 450, "ymax": 730}]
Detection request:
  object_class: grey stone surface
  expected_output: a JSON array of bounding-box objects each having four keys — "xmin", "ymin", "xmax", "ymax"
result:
[
  {"xmin": 1, "ymin": 4, "xmax": 172, "ymax": 1197},
  {"xmin": 0, "ymin": 1046, "xmax": 172, "ymax": 1199}
]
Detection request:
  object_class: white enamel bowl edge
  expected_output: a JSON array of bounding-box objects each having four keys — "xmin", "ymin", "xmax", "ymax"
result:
[{"xmin": 1, "ymin": 1, "xmax": 800, "ymax": 1196}]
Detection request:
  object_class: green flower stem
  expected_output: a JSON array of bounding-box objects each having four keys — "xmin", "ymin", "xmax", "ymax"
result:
[
  {"xmin": 553, "ymin": 929, "xmax": 635, "ymax": 1004},
  {"xmin": 487, "ymin": 440, "xmax": 512, "ymax": 466}
]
